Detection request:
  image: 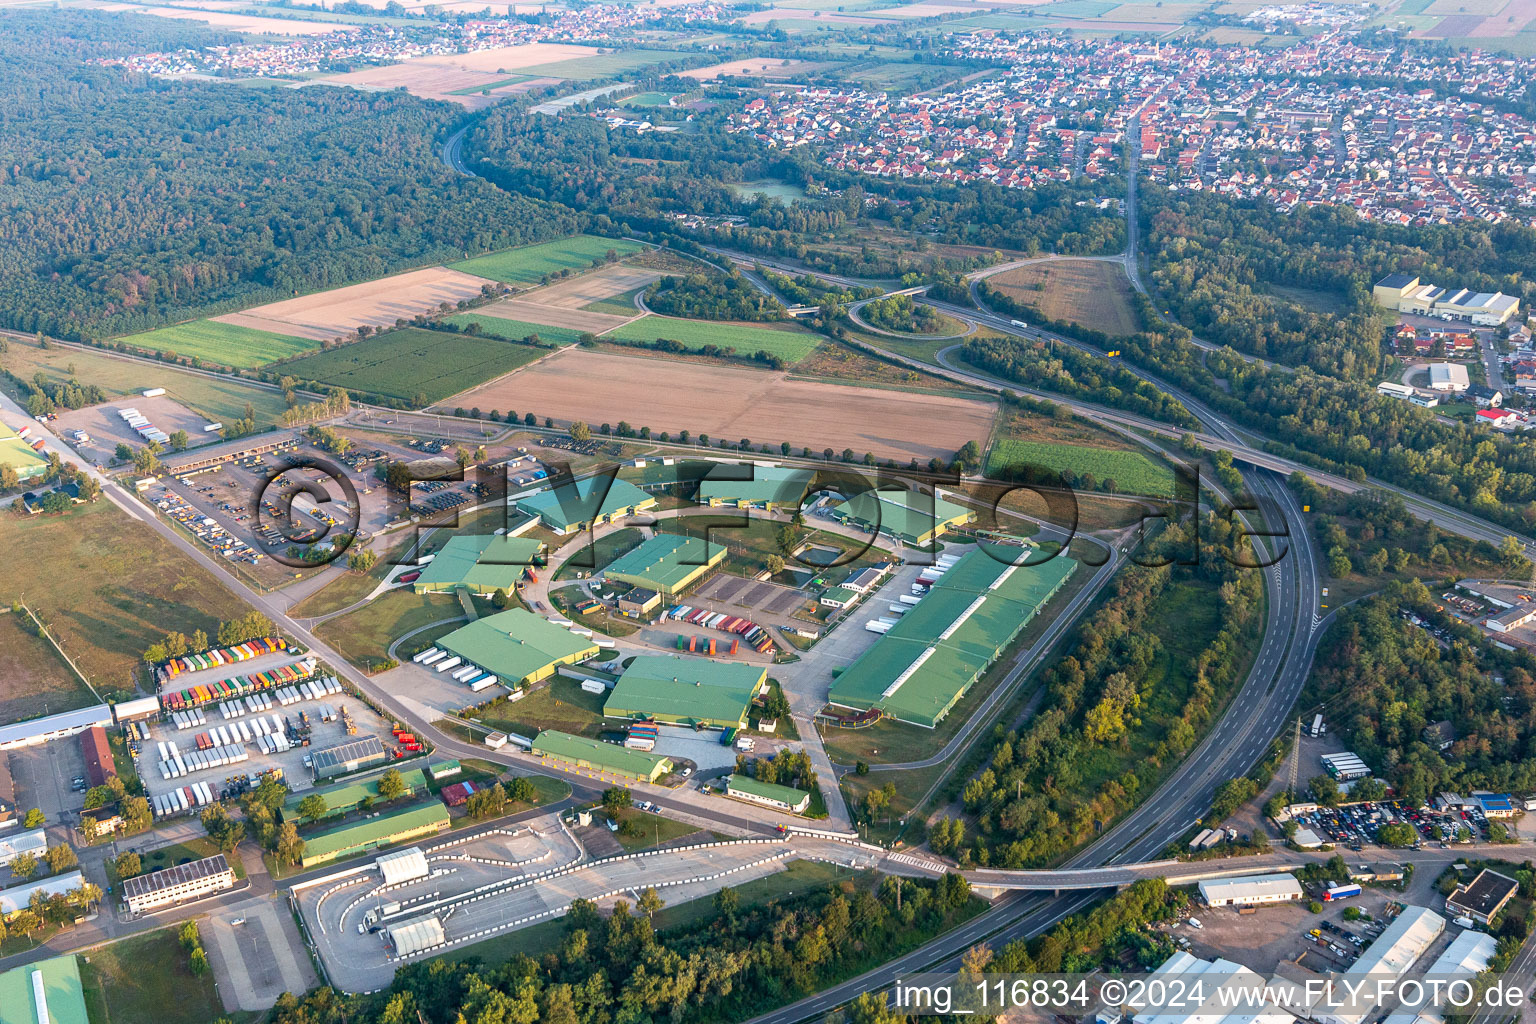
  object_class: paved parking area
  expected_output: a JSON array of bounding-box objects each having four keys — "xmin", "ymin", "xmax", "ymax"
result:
[
  {"xmin": 204, "ymin": 895, "xmax": 318, "ymax": 1011},
  {"xmin": 693, "ymin": 574, "xmax": 816, "ymax": 623},
  {"xmin": 8, "ymin": 741, "xmax": 87, "ymax": 826}
]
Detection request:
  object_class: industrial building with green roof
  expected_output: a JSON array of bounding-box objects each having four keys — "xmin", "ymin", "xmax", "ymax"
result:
[
  {"xmin": 438, "ymin": 607, "xmax": 599, "ymax": 686},
  {"xmin": 531, "ymin": 729, "xmax": 673, "ymax": 782},
  {"xmin": 283, "ymin": 768, "xmax": 428, "ymax": 820},
  {"xmin": 601, "ymin": 532, "xmax": 726, "ymax": 599},
  {"xmin": 698, "ymin": 465, "xmax": 813, "ymax": 513},
  {"xmin": 0, "ymin": 954, "xmax": 88, "ymax": 1024},
  {"xmin": 828, "ymin": 548, "xmax": 1077, "ymax": 727},
  {"xmin": 603, "ymin": 655, "xmax": 768, "ymax": 729},
  {"xmin": 299, "ymin": 802, "xmax": 450, "ymax": 868},
  {"xmin": 830, "ymin": 488, "xmax": 974, "ymax": 547},
  {"xmin": 0, "ymin": 422, "xmax": 48, "ymax": 485},
  {"xmin": 412, "ymin": 535, "xmax": 546, "ymax": 595},
  {"xmin": 725, "ymin": 774, "xmax": 811, "ymax": 814},
  {"xmin": 515, "ymin": 475, "xmax": 656, "ymax": 535}
]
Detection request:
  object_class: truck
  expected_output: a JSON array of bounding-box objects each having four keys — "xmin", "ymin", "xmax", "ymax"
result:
[{"xmin": 1323, "ymin": 884, "xmax": 1361, "ymax": 901}]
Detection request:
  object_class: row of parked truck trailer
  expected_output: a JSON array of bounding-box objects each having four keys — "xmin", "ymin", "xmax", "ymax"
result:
[
  {"xmin": 865, "ymin": 555, "xmax": 959, "ymax": 634},
  {"xmin": 153, "ymin": 781, "xmax": 218, "ymax": 819},
  {"xmin": 155, "ymin": 736, "xmax": 251, "ymax": 782},
  {"xmin": 411, "ymin": 648, "xmax": 503, "ymax": 692},
  {"xmin": 662, "ymin": 607, "xmax": 775, "ymax": 653}
]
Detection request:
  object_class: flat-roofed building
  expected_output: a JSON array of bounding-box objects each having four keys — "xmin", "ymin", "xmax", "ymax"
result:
[
  {"xmin": 1447, "ymin": 868, "xmax": 1520, "ymax": 924},
  {"xmin": 122, "ymin": 854, "xmax": 236, "ymax": 913},
  {"xmin": 1198, "ymin": 873, "xmax": 1303, "ymax": 907},
  {"xmin": 515, "ymin": 476, "xmax": 655, "ymax": 535},
  {"xmin": 300, "ymin": 803, "xmax": 450, "ymax": 869},
  {"xmin": 0, "ymin": 828, "xmax": 46, "ymax": 863},
  {"xmin": 725, "ymin": 774, "xmax": 810, "ymax": 813},
  {"xmin": 410, "ymin": 535, "xmax": 546, "ymax": 595},
  {"xmin": 601, "ymin": 533, "xmax": 726, "ymax": 600},
  {"xmin": 438, "ymin": 608, "xmax": 599, "ymax": 688},
  {"xmin": 531, "ymin": 729, "xmax": 673, "ymax": 783},
  {"xmin": 1374, "ymin": 274, "xmax": 1520, "ymax": 325},
  {"xmin": 1320, "ymin": 906, "xmax": 1444, "ymax": 1024},
  {"xmin": 1429, "ymin": 363, "xmax": 1470, "ymax": 392},
  {"xmin": 387, "ymin": 915, "xmax": 445, "ymax": 957},
  {"xmin": 830, "ymin": 488, "xmax": 975, "ymax": 547},
  {"xmin": 698, "ymin": 465, "xmax": 813, "ymax": 512},
  {"xmin": 604, "ymin": 656, "xmax": 768, "ymax": 730},
  {"xmin": 0, "ymin": 872, "xmax": 85, "ymax": 917},
  {"xmin": 0, "ymin": 954, "xmax": 89, "ymax": 1024},
  {"xmin": 0, "ymin": 705, "xmax": 113, "ymax": 751},
  {"xmin": 311, "ymin": 736, "xmax": 388, "ymax": 779}
]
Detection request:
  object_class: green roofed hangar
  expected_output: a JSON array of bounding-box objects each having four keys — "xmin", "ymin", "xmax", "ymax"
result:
[
  {"xmin": 438, "ymin": 607, "xmax": 599, "ymax": 687},
  {"xmin": 516, "ymin": 475, "xmax": 656, "ymax": 536},
  {"xmin": 0, "ymin": 954, "xmax": 88, "ymax": 1024},
  {"xmin": 300, "ymin": 802, "xmax": 450, "ymax": 868},
  {"xmin": 0, "ymin": 421, "xmax": 49, "ymax": 485},
  {"xmin": 828, "ymin": 548, "xmax": 1077, "ymax": 727},
  {"xmin": 531, "ymin": 729, "xmax": 673, "ymax": 783},
  {"xmin": 830, "ymin": 488, "xmax": 974, "ymax": 547},
  {"xmin": 601, "ymin": 533, "xmax": 726, "ymax": 600},
  {"xmin": 604, "ymin": 655, "xmax": 768, "ymax": 730},
  {"xmin": 412, "ymin": 535, "xmax": 546, "ymax": 595},
  {"xmin": 725, "ymin": 774, "xmax": 810, "ymax": 814},
  {"xmin": 698, "ymin": 464, "xmax": 814, "ymax": 513}
]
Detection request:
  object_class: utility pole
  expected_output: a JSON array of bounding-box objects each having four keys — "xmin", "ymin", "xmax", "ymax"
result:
[{"xmin": 1288, "ymin": 716, "xmax": 1302, "ymax": 801}]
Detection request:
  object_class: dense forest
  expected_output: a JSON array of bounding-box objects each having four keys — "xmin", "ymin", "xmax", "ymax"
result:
[
  {"xmin": 930, "ymin": 514, "xmax": 1263, "ymax": 867},
  {"xmin": 1306, "ymin": 581, "xmax": 1536, "ymax": 802},
  {"xmin": 0, "ymin": 12, "xmax": 575, "ymax": 342},
  {"xmin": 264, "ymin": 872, "xmax": 979, "ymax": 1024}
]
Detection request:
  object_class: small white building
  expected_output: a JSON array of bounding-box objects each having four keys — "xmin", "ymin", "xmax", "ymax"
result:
[
  {"xmin": 1198, "ymin": 873, "xmax": 1304, "ymax": 907},
  {"xmin": 376, "ymin": 847, "xmax": 430, "ymax": 886},
  {"xmin": 386, "ymin": 915, "xmax": 446, "ymax": 957},
  {"xmin": 1429, "ymin": 363, "xmax": 1470, "ymax": 392}
]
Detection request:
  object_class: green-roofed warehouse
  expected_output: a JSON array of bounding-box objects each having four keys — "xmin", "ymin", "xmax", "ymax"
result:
[
  {"xmin": 604, "ymin": 655, "xmax": 768, "ymax": 729},
  {"xmin": 439, "ymin": 607, "xmax": 599, "ymax": 687},
  {"xmin": 828, "ymin": 548, "xmax": 1076, "ymax": 727},
  {"xmin": 299, "ymin": 802, "xmax": 450, "ymax": 868},
  {"xmin": 601, "ymin": 533, "xmax": 726, "ymax": 599},
  {"xmin": 698, "ymin": 465, "xmax": 813, "ymax": 513},
  {"xmin": 531, "ymin": 729, "xmax": 673, "ymax": 782},
  {"xmin": 283, "ymin": 768, "xmax": 428, "ymax": 820},
  {"xmin": 412, "ymin": 535, "xmax": 546, "ymax": 595},
  {"xmin": 830, "ymin": 488, "xmax": 974, "ymax": 547},
  {"xmin": 0, "ymin": 422, "xmax": 48, "ymax": 485},
  {"xmin": 516, "ymin": 475, "xmax": 656, "ymax": 535},
  {"xmin": 0, "ymin": 954, "xmax": 88, "ymax": 1024},
  {"xmin": 725, "ymin": 774, "xmax": 811, "ymax": 814}
]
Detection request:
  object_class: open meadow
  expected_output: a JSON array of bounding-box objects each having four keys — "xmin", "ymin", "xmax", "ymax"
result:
[
  {"xmin": 984, "ymin": 259, "xmax": 1140, "ymax": 336},
  {"xmin": 440, "ymin": 312, "xmax": 589, "ymax": 347},
  {"xmin": 452, "ymin": 235, "xmax": 648, "ymax": 285},
  {"xmin": 278, "ymin": 327, "xmax": 547, "ymax": 404},
  {"xmin": 987, "ymin": 437, "xmax": 1177, "ymax": 497},
  {"xmin": 605, "ymin": 316, "xmax": 822, "ymax": 363},
  {"xmin": 447, "ymin": 348, "xmax": 996, "ymax": 462},
  {"xmin": 116, "ymin": 319, "xmax": 315, "ymax": 368},
  {"xmin": 0, "ymin": 610, "xmax": 97, "ymax": 721}
]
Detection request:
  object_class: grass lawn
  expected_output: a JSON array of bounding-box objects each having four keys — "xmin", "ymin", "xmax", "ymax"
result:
[
  {"xmin": 140, "ymin": 837, "xmax": 246, "ymax": 878},
  {"xmin": 440, "ymin": 312, "xmax": 589, "ymax": 347},
  {"xmin": 451, "ymin": 235, "xmax": 648, "ymax": 285},
  {"xmin": 0, "ymin": 609, "xmax": 97, "ymax": 722},
  {"xmin": 986, "ymin": 438, "xmax": 1177, "ymax": 499},
  {"xmin": 116, "ymin": 319, "xmax": 314, "ymax": 369},
  {"xmin": 727, "ymin": 179, "xmax": 809, "ymax": 203},
  {"xmin": 612, "ymin": 807, "xmax": 702, "ymax": 850},
  {"xmin": 0, "ymin": 501, "xmax": 253, "ymax": 695},
  {"xmin": 478, "ymin": 676, "xmax": 608, "ymax": 739},
  {"xmin": 620, "ymin": 91, "xmax": 680, "ymax": 106},
  {"xmin": 607, "ymin": 316, "xmax": 821, "ymax": 364},
  {"xmin": 0, "ymin": 336, "xmax": 292, "ymax": 427},
  {"xmin": 287, "ymin": 569, "xmax": 380, "ymax": 621},
  {"xmin": 314, "ymin": 588, "xmax": 464, "ymax": 670},
  {"xmin": 79, "ymin": 926, "xmax": 225, "ymax": 1024},
  {"xmin": 985, "ymin": 259, "xmax": 1140, "ymax": 337},
  {"xmin": 651, "ymin": 859, "xmax": 856, "ymax": 930},
  {"xmin": 278, "ymin": 327, "xmax": 546, "ymax": 404}
]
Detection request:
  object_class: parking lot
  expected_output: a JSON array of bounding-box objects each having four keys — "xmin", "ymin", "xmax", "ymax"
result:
[
  {"xmin": 7, "ymin": 739, "xmax": 89, "ymax": 831},
  {"xmin": 1174, "ymin": 887, "xmax": 1402, "ymax": 976},
  {"xmin": 1292, "ymin": 797, "xmax": 1510, "ymax": 849},
  {"xmin": 53, "ymin": 394, "xmax": 220, "ymax": 466}
]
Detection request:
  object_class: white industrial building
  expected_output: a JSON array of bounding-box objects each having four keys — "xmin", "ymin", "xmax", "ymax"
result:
[
  {"xmin": 0, "ymin": 871, "xmax": 85, "ymax": 915},
  {"xmin": 1199, "ymin": 873, "xmax": 1304, "ymax": 907},
  {"xmin": 386, "ymin": 915, "xmax": 445, "ymax": 957},
  {"xmin": 1130, "ymin": 951, "xmax": 1292, "ymax": 1024},
  {"xmin": 122, "ymin": 854, "xmax": 236, "ymax": 914},
  {"xmin": 1320, "ymin": 906, "xmax": 1445, "ymax": 1024},
  {"xmin": 0, "ymin": 704, "xmax": 113, "ymax": 750},
  {"xmin": 0, "ymin": 827, "xmax": 47, "ymax": 863},
  {"xmin": 1375, "ymin": 275, "xmax": 1521, "ymax": 326},
  {"xmin": 1321, "ymin": 751, "xmax": 1371, "ymax": 780},
  {"xmin": 1378, "ymin": 930, "xmax": 1497, "ymax": 1024},
  {"xmin": 1429, "ymin": 363, "xmax": 1470, "ymax": 392},
  {"xmin": 376, "ymin": 846, "xmax": 430, "ymax": 886},
  {"xmin": 112, "ymin": 695, "xmax": 161, "ymax": 723}
]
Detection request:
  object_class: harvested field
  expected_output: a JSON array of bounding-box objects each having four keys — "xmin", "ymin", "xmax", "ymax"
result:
[
  {"xmin": 213, "ymin": 267, "xmax": 498, "ymax": 342},
  {"xmin": 512, "ymin": 49, "xmax": 694, "ymax": 79},
  {"xmin": 473, "ymin": 298, "xmax": 636, "ymax": 334},
  {"xmin": 517, "ymin": 265, "xmax": 663, "ymax": 308},
  {"xmin": 0, "ymin": 611, "xmax": 96, "ymax": 723},
  {"xmin": 321, "ymin": 43, "xmax": 597, "ymax": 99},
  {"xmin": 1424, "ymin": 0, "xmax": 1506, "ymax": 13},
  {"xmin": 606, "ymin": 317, "xmax": 821, "ymax": 363},
  {"xmin": 118, "ymin": 319, "xmax": 315, "ymax": 367},
  {"xmin": 739, "ymin": 7, "xmax": 897, "ymax": 21},
  {"xmin": 452, "ymin": 235, "xmax": 648, "ymax": 285},
  {"xmin": 983, "ymin": 259, "xmax": 1139, "ymax": 337},
  {"xmin": 678, "ymin": 57, "xmax": 795, "ymax": 79},
  {"xmin": 448, "ymin": 348, "xmax": 997, "ymax": 462},
  {"xmin": 280, "ymin": 327, "xmax": 547, "ymax": 403},
  {"xmin": 867, "ymin": 1, "xmax": 988, "ymax": 15}
]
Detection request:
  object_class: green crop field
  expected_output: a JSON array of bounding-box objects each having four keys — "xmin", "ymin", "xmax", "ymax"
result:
[
  {"xmin": 280, "ymin": 327, "xmax": 546, "ymax": 403},
  {"xmin": 116, "ymin": 319, "xmax": 314, "ymax": 368},
  {"xmin": 620, "ymin": 91, "xmax": 680, "ymax": 106},
  {"xmin": 451, "ymin": 235, "xmax": 647, "ymax": 285},
  {"xmin": 441, "ymin": 312, "xmax": 589, "ymax": 347},
  {"xmin": 987, "ymin": 439, "xmax": 1176, "ymax": 498},
  {"xmin": 606, "ymin": 316, "xmax": 821, "ymax": 363},
  {"xmin": 448, "ymin": 74, "xmax": 535, "ymax": 95}
]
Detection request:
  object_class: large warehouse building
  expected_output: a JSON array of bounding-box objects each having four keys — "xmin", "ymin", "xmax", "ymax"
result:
[
  {"xmin": 438, "ymin": 608, "xmax": 600, "ymax": 688},
  {"xmin": 411, "ymin": 535, "xmax": 546, "ymax": 595},
  {"xmin": 0, "ymin": 704, "xmax": 113, "ymax": 751},
  {"xmin": 283, "ymin": 768, "xmax": 428, "ymax": 820},
  {"xmin": 829, "ymin": 488, "xmax": 975, "ymax": 547},
  {"xmin": 828, "ymin": 548, "xmax": 1077, "ymax": 727},
  {"xmin": 1374, "ymin": 274, "xmax": 1520, "ymax": 325},
  {"xmin": 299, "ymin": 803, "xmax": 450, "ymax": 869},
  {"xmin": 0, "ymin": 954, "xmax": 89, "ymax": 1024},
  {"xmin": 122, "ymin": 854, "xmax": 236, "ymax": 914},
  {"xmin": 515, "ymin": 475, "xmax": 656, "ymax": 536},
  {"xmin": 601, "ymin": 533, "xmax": 726, "ymax": 600},
  {"xmin": 698, "ymin": 465, "xmax": 814, "ymax": 513},
  {"xmin": 0, "ymin": 872, "xmax": 84, "ymax": 916},
  {"xmin": 531, "ymin": 729, "xmax": 673, "ymax": 783},
  {"xmin": 311, "ymin": 736, "xmax": 389, "ymax": 779},
  {"xmin": 1320, "ymin": 905, "xmax": 1444, "ymax": 1024},
  {"xmin": 1198, "ymin": 873, "xmax": 1302, "ymax": 907},
  {"xmin": 603, "ymin": 656, "xmax": 768, "ymax": 730}
]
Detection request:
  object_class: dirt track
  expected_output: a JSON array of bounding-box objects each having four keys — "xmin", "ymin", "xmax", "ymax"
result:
[{"xmin": 449, "ymin": 348, "xmax": 996, "ymax": 462}]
